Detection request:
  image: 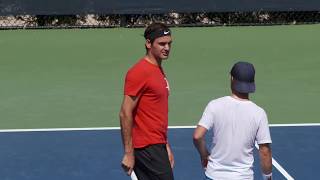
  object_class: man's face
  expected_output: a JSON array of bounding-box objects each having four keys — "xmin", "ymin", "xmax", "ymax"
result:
[{"xmin": 146, "ymin": 35, "xmax": 172, "ymax": 60}]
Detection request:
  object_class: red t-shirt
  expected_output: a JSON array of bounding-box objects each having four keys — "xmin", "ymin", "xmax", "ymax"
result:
[{"xmin": 124, "ymin": 59, "xmax": 169, "ymax": 148}]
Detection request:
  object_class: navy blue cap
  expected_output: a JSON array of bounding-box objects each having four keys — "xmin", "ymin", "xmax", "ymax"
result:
[{"xmin": 230, "ymin": 61, "xmax": 255, "ymax": 93}]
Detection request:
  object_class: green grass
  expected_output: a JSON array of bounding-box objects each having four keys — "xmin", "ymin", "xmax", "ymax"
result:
[{"xmin": 0, "ymin": 25, "xmax": 319, "ymax": 129}]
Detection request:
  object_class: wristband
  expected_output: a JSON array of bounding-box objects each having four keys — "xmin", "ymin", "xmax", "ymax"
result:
[{"xmin": 262, "ymin": 172, "xmax": 272, "ymax": 180}]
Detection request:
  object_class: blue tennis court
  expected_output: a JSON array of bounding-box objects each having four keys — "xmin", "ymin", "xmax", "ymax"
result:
[{"xmin": 0, "ymin": 125, "xmax": 319, "ymax": 180}]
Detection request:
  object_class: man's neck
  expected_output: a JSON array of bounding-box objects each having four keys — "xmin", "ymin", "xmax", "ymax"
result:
[
  {"xmin": 231, "ymin": 90, "xmax": 249, "ymax": 101},
  {"xmin": 144, "ymin": 55, "xmax": 162, "ymax": 66}
]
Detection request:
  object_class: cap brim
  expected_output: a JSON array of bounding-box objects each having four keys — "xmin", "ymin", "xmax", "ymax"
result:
[{"xmin": 233, "ymin": 80, "xmax": 255, "ymax": 93}]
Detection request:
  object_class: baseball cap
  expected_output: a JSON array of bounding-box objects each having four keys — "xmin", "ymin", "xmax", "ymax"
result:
[{"xmin": 230, "ymin": 61, "xmax": 256, "ymax": 93}]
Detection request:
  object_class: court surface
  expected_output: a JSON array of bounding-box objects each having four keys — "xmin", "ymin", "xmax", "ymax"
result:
[
  {"xmin": 1, "ymin": 25, "xmax": 319, "ymax": 180},
  {"xmin": 0, "ymin": 124, "xmax": 319, "ymax": 180}
]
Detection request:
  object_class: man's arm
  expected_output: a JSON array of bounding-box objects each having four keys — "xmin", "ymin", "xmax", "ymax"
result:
[
  {"xmin": 193, "ymin": 125, "xmax": 209, "ymax": 169},
  {"xmin": 259, "ymin": 143, "xmax": 272, "ymax": 180},
  {"xmin": 166, "ymin": 143, "xmax": 174, "ymax": 168},
  {"xmin": 119, "ymin": 95, "xmax": 139, "ymax": 176}
]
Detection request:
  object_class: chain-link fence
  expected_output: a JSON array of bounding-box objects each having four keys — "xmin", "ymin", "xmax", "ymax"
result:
[{"xmin": 1, "ymin": 11, "xmax": 320, "ymax": 29}]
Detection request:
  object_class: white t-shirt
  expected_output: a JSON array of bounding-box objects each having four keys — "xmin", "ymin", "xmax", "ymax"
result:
[{"xmin": 198, "ymin": 96, "xmax": 272, "ymax": 180}]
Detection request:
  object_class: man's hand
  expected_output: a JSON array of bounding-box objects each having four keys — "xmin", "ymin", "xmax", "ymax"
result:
[
  {"xmin": 121, "ymin": 152, "xmax": 135, "ymax": 176},
  {"xmin": 166, "ymin": 143, "xmax": 175, "ymax": 168},
  {"xmin": 200, "ymin": 155, "xmax": 209, "ymax": 169}
]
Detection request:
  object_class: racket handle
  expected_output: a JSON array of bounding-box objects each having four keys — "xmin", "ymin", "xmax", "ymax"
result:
[{"xmin": 131, "ymin": 170, "xmax": 138, "ymax": 180}]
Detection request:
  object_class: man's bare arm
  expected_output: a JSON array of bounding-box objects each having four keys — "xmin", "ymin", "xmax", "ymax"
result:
[
  {"xmin": 193, "ymin": 125, "xmax": 209, "ymax": 168},
  {"xmin": 259, "ymin": 143, "xmax": 272, "ymax": 180},
  {"xmin": 119, "ymin": 95, "xmax": 139, "ymax": 175}
]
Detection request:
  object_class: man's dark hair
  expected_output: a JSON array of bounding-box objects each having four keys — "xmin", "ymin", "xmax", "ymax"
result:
[{"xmin": 144, "ymin": 22, "xmax": 171, "ymax": 44}]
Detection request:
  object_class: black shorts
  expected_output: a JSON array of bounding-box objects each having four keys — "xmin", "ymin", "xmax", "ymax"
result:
[{"xmin": 134, "ymin": 144, "xmax": 174, "ymax": 180}]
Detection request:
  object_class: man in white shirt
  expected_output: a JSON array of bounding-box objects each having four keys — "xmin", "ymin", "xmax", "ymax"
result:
[{"xmin": 193, "ymin": 61, "xmax": 272, "ymax": 180}]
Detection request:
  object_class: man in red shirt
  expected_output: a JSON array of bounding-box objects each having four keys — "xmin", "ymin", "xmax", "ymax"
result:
[{"xmin": 119, "ymin": 22, "xmax": 174, "ymax": 180}]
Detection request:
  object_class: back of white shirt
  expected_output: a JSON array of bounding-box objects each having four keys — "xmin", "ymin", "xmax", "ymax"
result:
[{"xmin": 198, "ymin": 96, "xmax": 272, "ymax": 180}]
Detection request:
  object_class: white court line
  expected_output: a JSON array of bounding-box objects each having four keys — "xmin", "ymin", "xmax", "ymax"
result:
[
  {"xmin": 255, "ymin": 143, "xmax": 294, "ymax": 180},
  {"xmin": 0, "ymin": 127, "xmax": 119, "ymax": 133},
  {"xmin": 0, "ymin": 123, "xmax": 320, "ymax": 133},
  {"xmin": 270, "ymin": 123, "xmax": 320, "ymax": 127}
]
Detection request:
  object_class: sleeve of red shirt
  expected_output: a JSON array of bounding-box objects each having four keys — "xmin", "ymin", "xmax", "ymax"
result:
[{"xmin": 124, "ymin": 68, "xmax": 147, "ymax": 97}]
